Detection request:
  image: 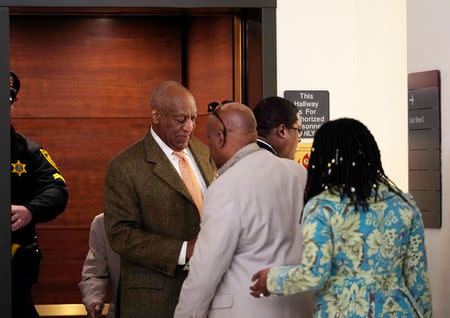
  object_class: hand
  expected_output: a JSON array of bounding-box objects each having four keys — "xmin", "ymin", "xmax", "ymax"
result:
[
  {"xmin": 86, "ymin": 302, "xmax": 103, "ymax": 318},
  {"xmin": 11, "ymin": 205, "xmax": 32, "ymax": 232},
  {"xmin": 186, "ymin": 236, "xmax": 198, "ymax": 261},
  {"xmin": 250, "ymin": 268, "xmax": 271, "ymax": 298}
]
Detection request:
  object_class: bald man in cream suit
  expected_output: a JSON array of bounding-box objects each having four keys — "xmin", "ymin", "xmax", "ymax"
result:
[{"xmin": 175, "ymin": 103, "xmax": 311, "ymax": 317}]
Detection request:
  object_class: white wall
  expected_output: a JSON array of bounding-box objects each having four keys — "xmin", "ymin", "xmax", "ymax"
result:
[
  {"xmin": 277, "ymin": 0, "xmax": 408, "ymax": 189},
  {"xmin": 408, "ymin": 1, "xmax": 450, "ymax": 317},
  {"xmin": 278, "ymin": 0, "xmax": 449, "ymax": 316}
]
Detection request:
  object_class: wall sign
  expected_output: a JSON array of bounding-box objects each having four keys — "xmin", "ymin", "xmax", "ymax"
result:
[
  {"xmin": 408, "ymin": 70, "xmax": 441, "ymax": 228},
  {"xmin": 284, "ymin": 90, "xmax": 329, "ymax": 138},
  {"xmin": 295, "ymin": 142, "xmax": 313, "ymax": 169}
]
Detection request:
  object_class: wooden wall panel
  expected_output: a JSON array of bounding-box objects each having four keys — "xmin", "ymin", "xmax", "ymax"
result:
[
  {"xmin": 12, "ymin": 118, "xmax": 150, "ymax": 227},
  {"xmin": 193, "ymin": 114, "xmax": 209, "ymax": 145},
  {"xmin": 10, "ymin": 16, "xmax": 182, "ymax": 118},
  {"xmin": 245, "ymin": 19, "xmax": 263, "ymax": 109},
  {"xmin": 186, "ymin": 16, "xmax": 235, "ymax": 117},
  {"xmin": 32, "ymin": 229, "xmax": 89, "ymax": 303}
]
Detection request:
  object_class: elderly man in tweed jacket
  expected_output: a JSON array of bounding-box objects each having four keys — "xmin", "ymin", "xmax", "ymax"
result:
[{"xmin": 104, "ymin": 81, "xmax": 215, "ymax": 318}]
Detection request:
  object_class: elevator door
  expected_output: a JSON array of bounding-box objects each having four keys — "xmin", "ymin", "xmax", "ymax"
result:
[{"xmin": 10, "ymin": 14, "xmax": 237, "ymax": 305}]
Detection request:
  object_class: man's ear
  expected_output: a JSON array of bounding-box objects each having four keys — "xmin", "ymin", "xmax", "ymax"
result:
[
  {"xmin": 275, "ymin": 124, "xmax": 287, "ymax": 139},
  {"xmin": 217, "ymin": 129, "xmax": 226, "ymax": 148},
  {"xmin": 151, "ymin": 108, "xmax": 159, "ymax": 125}
]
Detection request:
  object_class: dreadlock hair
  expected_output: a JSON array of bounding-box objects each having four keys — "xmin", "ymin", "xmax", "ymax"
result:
[
  {"xmin": 304, "ymin": 118, "xmax": 409, "ymax": 212},
  {"xmin": 253, "ymin": 96, "xmax": 299, "ymax": 137}
]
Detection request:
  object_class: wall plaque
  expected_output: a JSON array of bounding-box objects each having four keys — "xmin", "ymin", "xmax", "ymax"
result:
[{"xmin": 408, "ymin": 70, "xmax": 441, "ymax": 228}]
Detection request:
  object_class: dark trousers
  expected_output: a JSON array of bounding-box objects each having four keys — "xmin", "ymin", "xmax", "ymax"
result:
[
  {"xmin": 12, "ymin": 246, "xmax": 41, "ymax": 318},
  {"xmin": 12, "ymin": 275, "xmax": 39, "ymax": 318}
]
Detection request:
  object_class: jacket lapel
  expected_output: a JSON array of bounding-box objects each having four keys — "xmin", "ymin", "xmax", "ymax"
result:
[{"xmin": 143, "ymin": 130, "xmax": 195, "ymax": 206}]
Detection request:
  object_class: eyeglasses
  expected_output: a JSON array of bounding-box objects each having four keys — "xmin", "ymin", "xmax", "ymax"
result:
[
  {"xmin": 289, "ymin": 127, "xmax": 303, "ymax": 138},
  {"xmin": 207, "ymin": 100, "xmax": 233, "ymax": 112},
  {"xmin": 207, "ymin": 100, "xmax": 233, "ymax": 140}
]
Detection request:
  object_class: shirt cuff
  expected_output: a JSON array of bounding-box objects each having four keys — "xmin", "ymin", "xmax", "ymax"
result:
[
  {"xmin": 178, "ymin": 241, "xmax": 188, "ymax": 265},
  {"xmin": 267, "ymin": 266, "xmax": 289, "ymax": 294}
]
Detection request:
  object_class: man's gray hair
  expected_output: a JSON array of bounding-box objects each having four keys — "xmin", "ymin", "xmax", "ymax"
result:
[{"xmin": 149, "ymin": 81, "xmax": 191, "ymax": 113}]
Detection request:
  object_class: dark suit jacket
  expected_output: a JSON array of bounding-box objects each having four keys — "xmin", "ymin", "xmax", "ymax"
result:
[
  {"xmin": 257, "ymin": 138, "xmax": 277, "ymax": 156},
  {"xmin": 104, "ymin": 129, "xmax": 215, "ymax": 318}
]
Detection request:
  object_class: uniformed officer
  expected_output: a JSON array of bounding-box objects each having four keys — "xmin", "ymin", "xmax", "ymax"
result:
[{"xmin": 10, "ymin": 71, "xmax": 68, "ymax": 318}]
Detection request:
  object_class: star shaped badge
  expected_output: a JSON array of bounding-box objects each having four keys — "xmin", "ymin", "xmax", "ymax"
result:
[{"xmin": 11, "ymin": 160, "xmax": 27, "ymax": 176}]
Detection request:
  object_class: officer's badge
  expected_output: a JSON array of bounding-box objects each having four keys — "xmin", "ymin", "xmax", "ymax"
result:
[
  {"xmin": 11, "ymin": 160, "xmax": 27, "ymax": 176},
  {"xmin": 40, "ymin": 149, "xmax": 59, "ymax": 171}
]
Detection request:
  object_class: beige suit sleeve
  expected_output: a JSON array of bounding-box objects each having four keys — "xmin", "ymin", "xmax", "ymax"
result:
[
  {"xmin": 79, "ymin": 216, "xmax": 110, "ymax": 308},
  {"xmin": 174, "ymin": 197, "xmax": 241, "ymax": 318}
]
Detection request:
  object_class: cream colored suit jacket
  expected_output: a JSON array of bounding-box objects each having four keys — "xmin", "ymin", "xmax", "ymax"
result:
[
  {"xmin": 175, "ymin": 144, "xmax": 312, "ymax": 318},
  {"xmin": 79, "ymin": 213, "xmax": 120, "ymax": 318}
]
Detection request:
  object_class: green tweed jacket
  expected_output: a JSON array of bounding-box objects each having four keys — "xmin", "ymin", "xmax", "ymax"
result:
[{"xmin": 104, "ymin": 129, "xmax": 215, "ymax": 318}]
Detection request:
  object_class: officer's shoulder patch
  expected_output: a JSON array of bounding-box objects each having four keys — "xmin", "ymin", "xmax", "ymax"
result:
[
  {"xmin": 40, "ymin": 149, "xmax": 59, "ymax": 171},
  {"xmin": 53, "ymin": 173, "xmax": 66, "ymax": 183}
]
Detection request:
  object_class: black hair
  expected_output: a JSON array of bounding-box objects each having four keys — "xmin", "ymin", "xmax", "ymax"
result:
[
  {"xmin": 253, "ymin": 96, "xmax": 299, "ymax": 137},
  {"xmin": 304, "ymin": 118, "xmax": 409, "ymax": 212}
]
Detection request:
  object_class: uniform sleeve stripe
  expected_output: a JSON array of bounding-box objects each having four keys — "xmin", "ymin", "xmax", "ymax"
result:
[{"xmin": 53, "ymin": 173, "xmax": 66, "ymax": 183}]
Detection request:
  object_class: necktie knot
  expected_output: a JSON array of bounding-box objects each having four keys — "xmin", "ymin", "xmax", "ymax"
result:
[{"xmin": 173, "ymin": 151, "xmax": 185, "ymax": 159}]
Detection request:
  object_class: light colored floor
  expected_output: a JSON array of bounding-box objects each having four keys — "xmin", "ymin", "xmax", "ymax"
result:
[{"xmin": 36, "ymin": 303, "xmax": 110, "ymax": 316}]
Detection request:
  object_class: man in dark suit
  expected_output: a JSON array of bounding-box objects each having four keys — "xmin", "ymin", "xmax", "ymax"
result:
[
  {"xmin": 104, "ymin": 81, "xmax": 215, "ymax": 318},
  {"xmin": 253, "ymin": 96, "xmax": 303, "ymax": 159}
]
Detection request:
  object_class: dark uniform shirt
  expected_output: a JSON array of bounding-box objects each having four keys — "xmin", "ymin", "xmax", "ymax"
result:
[
  {"xmin": 11, "ymin": 126, "xmax": 68, "ymax": 317},
  {"xmin": 11, "ymin": 126, "xmax": 68, "ymax": 247}
]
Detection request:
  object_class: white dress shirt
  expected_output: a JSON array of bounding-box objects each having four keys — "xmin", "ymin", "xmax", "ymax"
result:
[{"xmin": 151, "ymin": 128, "xmax": 206, "ymax": 265}]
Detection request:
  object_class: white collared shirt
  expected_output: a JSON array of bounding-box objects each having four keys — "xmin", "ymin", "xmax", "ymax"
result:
[
  {"xmin": 151, "ymin": 128, "xmax": 207, "ymax": 194},
  {"xmin": 151, "ymin": 128, "xmax": 206, "ymax": 265}
]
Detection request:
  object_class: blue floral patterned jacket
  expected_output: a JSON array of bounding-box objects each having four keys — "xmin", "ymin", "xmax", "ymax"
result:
[{"xmin": 267, "ymin": 185, "xmax": 432, "ymax": 318}]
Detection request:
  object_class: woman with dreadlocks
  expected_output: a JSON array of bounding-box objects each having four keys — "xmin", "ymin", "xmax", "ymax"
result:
[{"xmin": 250, "ymin": 118, "xmax": 432, "ymax": 318}]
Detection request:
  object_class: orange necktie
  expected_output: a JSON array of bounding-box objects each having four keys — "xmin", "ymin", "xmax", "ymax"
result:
[{"xmin": 173, "ymin": 151, "xmax": 203, "ymax": 216}]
